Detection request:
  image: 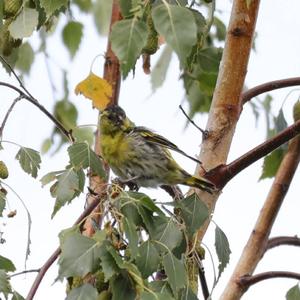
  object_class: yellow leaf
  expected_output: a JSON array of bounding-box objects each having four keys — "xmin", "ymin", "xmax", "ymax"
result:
[{"xmin": 75, "ymin": 72, "xmax": 112, "ymax": 110}]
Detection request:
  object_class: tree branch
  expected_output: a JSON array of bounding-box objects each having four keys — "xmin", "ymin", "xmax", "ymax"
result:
[
  {"xmin": 206, "ymin": 118, "xmax": 300, "ymax": 188},
  {"xmin": 193, "ymin": 0, "xmax": 260, "ymax": 242},
  {"xmin": 220, "ymin": 133, "xmax": 300, "ymax": 299},
  {"xmin": 0, "ymin": 96, "xmax": 22, "ymax": 139},
  {"xmin": 82, "ymin": 0, "xmax": 122, "ymax": 237},
  {"xmin": 26, "ymin": 196, "xmax": 101, "ymax": 300},
  {"xmin": 242, "ymin": 77, "xmax": 300, "ymax": 104},
  {"xmin": 266, "ymin": 236, "xmax": 300, "ymax": 251},
  {"xmin": 238, "ymin": 271, "xmax": 300, "ymax": 287},
  {"xmin": 0, "ymin": 81, "xmax": 74, "ymax": 142}
]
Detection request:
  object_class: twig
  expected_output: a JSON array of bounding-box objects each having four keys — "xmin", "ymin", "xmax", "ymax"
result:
[
  {"xmin": 241, "ymin": 77, "xmax": 300, "ymax": 104},
  {"xmin": 9, "ymin": 269, "xmax": 40, "ymax": 278},
  {"xmin": 238, "ymin": 271, "xmax": 300, "ymax": 287},
  {"xmin": 266, "ymin": 236, "xmax": 300, "ymax": 251},
  {"xmin": 0, "ymin": 96, "xmax": 22, "ymax": 139},
  {"xmin": 195, "ymin": 251, "xmax": 210, "ymax": 300},
  {"xmin": 179, "ymin": 105, "xmax": 206, "ymax": 136},
  {"xmin": 26, "ymin": 196, "xmax": 101, "ymax": 300},
  {"xmin": 0, "ymin": 81, "xmax": 74, "ymax": 142},
  {"xmin": 206, "ymin": 118, "xmax": 300, "ymax": 188},
  {"xmin": 0, "ymin": 55, "xmax": 35, "ymax": 99}
]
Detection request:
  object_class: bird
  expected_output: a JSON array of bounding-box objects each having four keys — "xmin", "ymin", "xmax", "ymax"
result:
[{"xmin": 99, "ymin": 105, "xmax": 215, "ymax": 193}]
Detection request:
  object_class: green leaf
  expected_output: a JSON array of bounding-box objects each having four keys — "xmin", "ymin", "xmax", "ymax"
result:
[
  {"xmin": 162, "ymin": 252, "xmax": 186, "ymax": 295},
  {"xmin": 8, "ymin": 7, "xmax": 39, "ymax": 39},
  {"xmin": 179, "ymin": 288, "xmax": 198, "ymax": 300},
  {"xmin": 274, "ymin": 108, "xmax": 288, "ymax": 133},
  {"xmin": 15, "ymin": 146, "xmax": 41, "ymax": 178},
  {"xmin": 40, "ymin": 0, "xmax": 68, "ymax": 17},
  {"xmin": 214, "ymin": 17, "xmax": 226, "ymax": 41},
  {"xmin": 93, "ymin": 0, "xmax": 113, "ymax": 36},
  {"xmin": 58, "ymin": 232, "xmax": 103, "ymax": 279},
  {"xmin": 62, "ymin": 21, "xmax": 83, "ymax": 58},
  {"xmin": 136, "ymin": 240, "xmax": 160, "ymax": 278},
  {"xmin": 68, "ymin": 142, "xmax": 106, "ymax": 178},
  {"xmin": 73, "ymin": 127, "xmax": 94, "ymax": 146},
  {"xmin": 99, "ymin": 244, "xmax": 120, "ymax": 281},
  {"xmin": 12, "ymin": 291, "xmax": 25, "ymax": 300},
  {"xmin": 41, "ymin": 138, "xmax": 52, "ymax": 154},
  {"xmin": 197, "ymin": 47, "xmax": 223, "ymax": 73},
  {"xmin": 66, "ymin": 283, "xmax": 98, "ymax": 300},
  {"xmin": 111, "ymin": 272, "xmax": 136, "ymax": 300},
  {"xmin": 178, "ymin": 193, "xmax": 209, "ymax": 237},
  {"xmin": 119, "ymin": 0, "xmax": 132, "ymax": 18},
  {"xmin": 123, "ymin": 218, "xmax": 138, "ymax": 258},
  {"xmin": 15, "ymin": 42, "xmax": 34, "ymax": 74},
  {"xmin": 40, "ymin": 170, "xmax": 63, "ymax": 187},
  {"xmin": 151, "ymin": 217, "xmax": 182, "ymax": 252},
  {"xmin": 0, "ymin": 190, "xmax": 6, "ymax": 217},
  {"xmin": 140, "ymin": 291, "xmax": 174, "ymax": 300},
  {"xmin": 111, "ymin": 18, "xmax": 148, "ymax": 78},
  {"xmin": 151, "ymin": 45, "xmax": 173, "ymax": 92},
  {"xmin": 260, "ymin": 148, "xmax": 285, "ymax": 180},
  {"xmin": 149, "ymin": 281, "xmax": 173, "ymax": 296},
  {"xmin": 0, "ymin": 270, "xmax": 11, "ymax": 297},
  {"xmin": 215, "ymin": 225, "xmax": 231, "ymax": 279},
  {"xmin": 51, "ymin": 168, "xmax": 81, "ymax": 217},
  {"xmin": 54, "ymin": 99, "xmax": 78, "ymax": 130},
  {"xmin": 286, "ymin": 284, "xmax": 300, "ymax": 300},
  {"xmin": 0, "ymin": 255, "xmax": 16, "ymax": 272},
  {"xmin": 73, "ymin": 0, "xmax": 92, "ymax": 12},
  {"xmin": 152, "ymin": 4, "xmax": 197, "ymax": 66}
]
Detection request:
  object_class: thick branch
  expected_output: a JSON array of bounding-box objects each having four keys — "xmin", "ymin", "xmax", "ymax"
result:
[
  {"xmin": 267, "ymin": 236, "xmax": 300, "ymax": 251},
  {"xmin": 206, "ymin": 119, "xmax": 300, "ymax": 188},
  {"xmin": 238, "ymin": 271, "xmax": 300, "ymax": 287},
  {"xmin": 194, "ymin": 0, "xmax": 260, "ymax": 241},
  {"xmin": 242, "ymin": 77, "xmax": 300, "ymax": 104},
  {"xmin": 26, "ymin": 196, "xmax": 101, "ymax": 300},
  {"xmin": 220, "ymin": 134, "xmax": 300, "ymax": 299},
  {"xmin": 82, "ymin": 0, "xmax": 122, "ymax": 237}
]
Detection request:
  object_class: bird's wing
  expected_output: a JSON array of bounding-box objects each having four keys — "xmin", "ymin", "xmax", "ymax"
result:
[{"xmin": 132, "ymin": 127, "xmax": 202, "ymax": 164}]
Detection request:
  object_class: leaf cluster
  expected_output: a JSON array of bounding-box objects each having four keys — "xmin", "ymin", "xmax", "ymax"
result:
[{"xmin": 54, "ymin": 190, "xmax": 231, "ymax": 299}]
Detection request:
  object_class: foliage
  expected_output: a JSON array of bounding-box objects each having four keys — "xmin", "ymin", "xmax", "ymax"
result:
[{"xmin": 1, "ymin": 0, "xmax": 299, "ymax": 299}]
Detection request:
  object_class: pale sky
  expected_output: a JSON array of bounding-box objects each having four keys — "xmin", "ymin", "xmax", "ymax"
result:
[{"xmin": 1, "ymin": 1, "xmax": 300, "ymax": 299}]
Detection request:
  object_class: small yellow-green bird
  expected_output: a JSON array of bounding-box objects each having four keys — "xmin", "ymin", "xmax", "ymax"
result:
[{"xmin": 100, "ymin": 105, "xmax": 215, "ymax": 193}]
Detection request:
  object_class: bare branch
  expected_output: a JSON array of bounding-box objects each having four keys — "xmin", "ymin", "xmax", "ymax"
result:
[
  {"xmin": 206, "ymin": 119, "xmax": 300, "ymax": 188},
  {"xmin": 0, "ymin": 55, "xmax": 35, "ymax": 99},
  {"xmin": 26, "ymin": 196, "xmax": 101, "ymax": 300},
  {"xmin": 242, "ymin": 77, "xmax": 300, "ymax": 104},
  {"xmin": 267, "ymin": 236, "xmax": 300, "ymax": 251},
  {"xmin": 9, "ymin": 269, "xmax": 40, "ymax": 278},
  {"xmin": 238, "ymin": 271, "xmax": 300, "ymax": 287},
  {"xmin": 220, "ymin": 134, "xmax": 300, "ymax": 299},
  {"xmin": 0, "ymin": 96, "xmax": 22, "ymax": 139},
  {"xmin": 0, "ymin": 81, "xmax": 74, "ymax": 142}
]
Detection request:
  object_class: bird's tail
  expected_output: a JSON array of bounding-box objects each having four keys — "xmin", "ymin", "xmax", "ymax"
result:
[{"xmin": 184, "ymin": 175, "xmax": 216, "ymax": 194}]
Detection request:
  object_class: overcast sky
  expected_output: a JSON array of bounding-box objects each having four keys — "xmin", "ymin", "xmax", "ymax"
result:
[{"xmin": 1, "ymin": 1, "xmax": 300, "ymax": 299}]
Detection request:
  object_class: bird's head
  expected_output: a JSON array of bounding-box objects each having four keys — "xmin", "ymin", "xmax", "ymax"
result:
[{"xmin": 100, "ymin": 105, "xmax": 134, "ymax": 134}]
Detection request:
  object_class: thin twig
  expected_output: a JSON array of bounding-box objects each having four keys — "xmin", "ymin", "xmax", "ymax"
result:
[
  {"xmin": 26, "ymin": 196, "xmax": 101, "ymax": 300},
  {"xmin": 195, "ymin": 251, "xmax": 210, "ymax": 300},
  {"xmin": 241, "ymin": 77, "xmax": 300, "ymax": 104},
  {"xmin": 9, "ymin": 269, "xmax": 40, "ymax": 278},
  {"xmin": 266, "ymin": 236, "xmax": 300, "ymax": 251},
  {"xmin": 0, "ymin": 96, "xmax": 22, "ymax": 139},
  {"xmin": 179, "ymin": 105, "xmax": 206, "ymax": 135},
  {"xmin": 239, "ymin": 271, "xmax": 300, "ymax": 287},
  {"xmin": 0, "ymin": 81, "xmax": 74, "ymax": 142},
  {"xmin": 0, "ymin": 55, "xmax": 35, "ymax": 99}
]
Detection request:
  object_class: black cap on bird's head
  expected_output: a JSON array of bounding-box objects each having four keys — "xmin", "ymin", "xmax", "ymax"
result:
[
  {"xmin": 100, "ymin": 105, "xmax": 133, "ymax": 133},
  {"xmin": 102, "ymin": 105, "xmax": 126, "ymax": 125}
]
